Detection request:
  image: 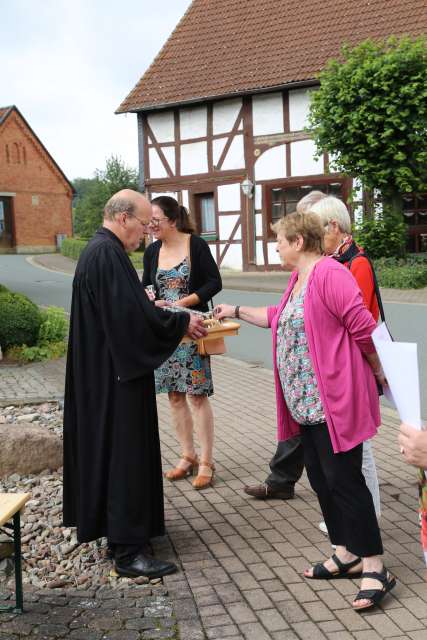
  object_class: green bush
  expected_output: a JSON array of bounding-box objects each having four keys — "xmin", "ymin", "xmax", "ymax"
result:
[
  {"xmin": 7, "ymin": 341, "xmax": 67, "ymax": 363},
  {"xmin": 0, "ymin": 284, "xmax": 9, "ymax": 294},
  {"xmin": 354, "ymin": 211, "xmax": 407, "ymax": 259},
  {"xmin": 0, "ymin": 292, "xmax": 42, "ymax": 349},
  {"xmin": 61, "ymin": 237, "xmax": 144, "ymax": 268},
  {"xmin": 38, "ymin": 307, "xmax": 68, "ymax": 343},
  {"xmin": 61, "ymin": 237, "xmax": 88, "ymax": 261},
  {"xmin": 374, "ymin": 257, "xmax": 427, "ymax": 289}
]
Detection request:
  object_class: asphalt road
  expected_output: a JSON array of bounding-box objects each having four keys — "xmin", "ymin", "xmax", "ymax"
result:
[
  {"xmin": 1, "ymin": 255, "xmax": 426, "ymax": 418},
  {"xmin": 0, "ymin": 255, "xmax": 73, "ymax": 311}
]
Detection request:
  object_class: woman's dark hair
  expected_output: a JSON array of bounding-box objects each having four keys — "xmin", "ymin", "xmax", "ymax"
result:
[{"xmin": 151, "ymin": 196, "xmax": 195, "ymax": 234}]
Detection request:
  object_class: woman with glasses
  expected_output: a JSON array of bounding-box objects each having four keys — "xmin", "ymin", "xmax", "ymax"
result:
[{"xmin": 143, "ymin": 196, "xmax": 222, "ymax": 489}]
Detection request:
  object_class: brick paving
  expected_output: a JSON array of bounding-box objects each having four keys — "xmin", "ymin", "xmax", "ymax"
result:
[
  {"xmin": 0, "ymin": 358, "xmax": 65, "ymax": 406},
  {"xmin": 1, "ymin": 356, "xmax": 427, "ymax": 639}
]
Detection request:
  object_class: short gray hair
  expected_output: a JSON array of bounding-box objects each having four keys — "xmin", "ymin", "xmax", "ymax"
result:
[
  {"xmin": 296, "ymin": 190, "xmax": 326, "ymax": 214},
  {"xmin": 104, "ymin": 195, "xmax": 136, "ymax": 221},
  {"xmin": 309, "ymin": 195, "xmax": 352, "ymax": 234}
]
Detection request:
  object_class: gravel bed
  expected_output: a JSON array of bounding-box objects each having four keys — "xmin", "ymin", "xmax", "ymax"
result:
[{"xmin": 0, "ymin": 403, "xmax": 164, "ymax": 592}]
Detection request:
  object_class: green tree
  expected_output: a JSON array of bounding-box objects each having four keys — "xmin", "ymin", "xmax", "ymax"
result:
[
  {"xmin": 73, "ymin": 156, "xmax": 139, "ymax": 237},
  {"xmin": 308, "ymin": 36, "xmax": 427, "ymax": 218}
]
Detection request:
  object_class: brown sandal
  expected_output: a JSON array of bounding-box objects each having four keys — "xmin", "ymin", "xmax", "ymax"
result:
[
  {"xmin": 165, "ymin": 455, "xmax": 198, "ymax": 481},
  {"xmin": 192, "ymin": 461, "xmax": 215, "ymax": 490}
]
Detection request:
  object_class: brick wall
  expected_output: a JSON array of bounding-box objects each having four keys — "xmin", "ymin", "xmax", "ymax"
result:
[{"xmin": 0, "ymin": 111, "xmax": 73, "ymax": 251}]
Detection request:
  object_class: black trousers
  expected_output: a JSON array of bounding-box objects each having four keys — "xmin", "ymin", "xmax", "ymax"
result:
[
  {"xmin": 266, "ymin": 436, "xmax": 305, "ymax": 489},
  {"xmin": 300, "ymin": 423, "xmax": 383, "ymax": 558}
]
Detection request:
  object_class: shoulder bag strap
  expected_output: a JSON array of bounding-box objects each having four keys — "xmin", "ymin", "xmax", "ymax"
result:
[{"xmin": 347, "ymin": 252, "xmax": 385, "ymax": 323}]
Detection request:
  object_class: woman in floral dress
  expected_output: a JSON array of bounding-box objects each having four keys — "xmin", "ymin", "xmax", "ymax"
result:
[
  {"xmin": 215, "ymin": 212, "xmax": 396, "ymax": 611},
  {"xmin": 143, "ymin": 196, "xmax": 222, "ymax": 489}
]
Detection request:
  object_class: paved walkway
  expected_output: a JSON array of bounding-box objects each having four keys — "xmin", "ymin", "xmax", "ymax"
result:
[
  {"xmin": 1, "ymin": 356, "xmax": 426, "ymax": 639},
  {"xmin": 30, "ymin": 254, "xmax": 427, "ymax": 304}
]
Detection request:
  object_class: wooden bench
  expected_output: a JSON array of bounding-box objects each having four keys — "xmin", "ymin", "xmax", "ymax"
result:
[{"xmin": 0, "ymin": 493, "xmax": 30, "ymax": 613}]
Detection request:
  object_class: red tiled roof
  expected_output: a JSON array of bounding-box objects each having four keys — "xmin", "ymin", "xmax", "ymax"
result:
[
  {"xmin": 117, "ymin": 0, "xmax": 427, "ymax": 113},
  {"xmin": 0, "ymin": 106, "xmax": 13, "ymax": 124}
]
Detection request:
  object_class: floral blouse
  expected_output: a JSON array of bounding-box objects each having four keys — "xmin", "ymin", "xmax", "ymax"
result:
[{"xmin": 276, "ymin": 285, "xmax": 325, "ymax": 425}]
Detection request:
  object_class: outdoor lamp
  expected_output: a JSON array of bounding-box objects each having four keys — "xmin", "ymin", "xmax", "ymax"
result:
[{"xmin": 241, "ymin": 177, "xmax": 254, "ymax": 199}]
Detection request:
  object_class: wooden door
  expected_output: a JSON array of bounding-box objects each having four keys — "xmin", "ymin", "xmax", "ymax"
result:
[{"xmin": 0, "ymin": 198, "xmax": 13, "ymax": 248}]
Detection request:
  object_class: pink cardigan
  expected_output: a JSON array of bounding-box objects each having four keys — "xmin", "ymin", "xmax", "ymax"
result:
[{"xmin": 268, "ymin": 257, "xmax": 381, "ymax": 453}]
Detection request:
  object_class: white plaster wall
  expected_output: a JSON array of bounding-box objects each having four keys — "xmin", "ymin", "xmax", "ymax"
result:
[
  {"xmin": 255, "ymin": 213, "xmax": 263, "ymax": 237},
  {"xmin": 217, "ymin": 183, "xmax": 241, "ymax": 212},
  {"xmin": 252, "ymin": 93, "xmax": 284, "ymax": 136},
  {"xmin": 256, "ymin": 240, "xmax": 265, "ymax": 266},
  {"xmin": 147, "ymin": 111, "xmax": 175, "ymax": 142},
  {"xmin": 353, "ymin": 205, "xmax": 363, "ymax": 224},
  {"xmin": 181, "ymin": 190, "xmax": 189, "ymax": 208},
  {"xmin": 150, "ymin": 192, "xmax": 177, "ymax": 199},
  {"xmin": 221, "ymin": 135, "xmax": 245, "ymax": 171},
  {"xmin": 213, "ymin": 99, "xmax": 242, "ymax": 134},
  {"xmin": 219, "ymin": 215, "xmax": 241, "ymax": 241},
  {"xmin": 254, "ymin": 184, "xmax": 262, "ymax": 211},
  {"xmin": 220, "ymin": 243, "xmax": 243, "ymax": 270},
  {"xmin": 291, "ymin": 139, "xmax": 323, "ymax": 176},
  {"xmin": 289, "ymin": 88, "xmax": 313, "ymax": 132},
  {"xmin": 149, "ymin": 148, "xmax": 168, "ymax": 179},
  {"xmin": 179, "ymin": 106, "xmax": 207, "ymax": 140},
  {"xmin": 353, "ymin": 177, "xmax": 363, "ymax": 200},
  {"xmin": 267, "ymin": 241, "xmax": 281, "ymax": 265},
  {"xmin": 212, "ymin": 137, "xmax": 227, "ymax": 167},
  {"xmin": 328, "ymin": 152, "xmax": 340, "ymax": 173},
  {"xmin": 213, "ymin": 135, "xmax": 244, "ymax": 169},
  {"xmin": 162, "ymin": 146, "xmax": 175, "ymax": 174},
  {"xmin": 254, "ymin": 145, "xmax": 286, "ymax": 181},
  {"xmin": 180, "ymin": 141, "xmax": 208, "ymax": 175}
]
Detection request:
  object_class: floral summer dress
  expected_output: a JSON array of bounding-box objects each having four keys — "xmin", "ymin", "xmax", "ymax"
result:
[
  {"xmin": 419, "ymin": 469, "xmax": 427, "ymax": 564},
  {"xmin": 154, "ymin": 257, "xmax": 213, "ymax": 396},
  {"xmin": 276, "ymin": 285, "xmax": 325, "ymax": 425}
]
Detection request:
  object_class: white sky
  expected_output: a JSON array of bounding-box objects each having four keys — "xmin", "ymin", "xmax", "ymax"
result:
[{"xmin": 0, "ymin": 0, "xmax": 192, "ymax": 181}]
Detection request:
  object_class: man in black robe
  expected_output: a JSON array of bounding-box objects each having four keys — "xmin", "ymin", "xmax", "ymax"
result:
[{"xmin": 63, "ymin": 189, "xmax": 206, "ymax": 578}]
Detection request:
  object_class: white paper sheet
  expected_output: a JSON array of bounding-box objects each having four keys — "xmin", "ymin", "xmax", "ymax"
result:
[{"xmin": 372, "ymin": 323, "xmax": 422, "ymax": 430}]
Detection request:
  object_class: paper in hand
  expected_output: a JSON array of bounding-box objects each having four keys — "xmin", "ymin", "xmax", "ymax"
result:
[{"xmin": 372, "ymin": 323, "xmax": 422, "ymax": 430}]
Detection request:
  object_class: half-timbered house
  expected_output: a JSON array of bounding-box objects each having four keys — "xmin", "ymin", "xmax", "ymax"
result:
[{"xmin": 117, "ymin": 0, "xmax": 427, "ymax": 270}]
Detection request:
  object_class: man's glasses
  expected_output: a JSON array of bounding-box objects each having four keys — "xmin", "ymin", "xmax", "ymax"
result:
[
  {"xmin": 149, "ymin": 217, "xmax": 169, "ymax": 228},
  {"xmin": 126, "ymin": 213, "xmax": 150, "ymax": 230}
]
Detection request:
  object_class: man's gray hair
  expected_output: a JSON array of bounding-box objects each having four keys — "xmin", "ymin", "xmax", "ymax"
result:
[
  {"xmin": 296, "ymin": 190, "xmax": 326, "ymax": 214},
  {"xmin": 104, "ymin": 195, "xmax": 136, "ymax": 221},
  {"xmin": 309, "ymin": 195, "xmax": 352, "ymax": 234}
]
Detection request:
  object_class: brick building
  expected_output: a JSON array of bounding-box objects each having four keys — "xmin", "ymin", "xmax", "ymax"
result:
[
  {"xmin": 118, "ymin": 0, "xmax": 427, "ymax": 270},
  {"xmin": 0, "ymin": 106, "xmax": 73, "ymax": 254}
]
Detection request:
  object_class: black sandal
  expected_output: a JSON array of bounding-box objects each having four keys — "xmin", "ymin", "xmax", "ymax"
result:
[
  {"xmin": 353, "ymin": 566, "xmax": 396, "ymax": 611},
  {"xmin": 306, "ymin": 553, "xmax": 362, "ymax": 580}
]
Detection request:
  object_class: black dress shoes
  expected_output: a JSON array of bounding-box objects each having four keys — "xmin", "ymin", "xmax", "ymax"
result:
[
  {"xmin": 115, "ymin": 552, "xmax": 178, "ymax": 579},
  {"xmin": 244, "ymin": 482, "xmax": 295, "ymax": 500}
]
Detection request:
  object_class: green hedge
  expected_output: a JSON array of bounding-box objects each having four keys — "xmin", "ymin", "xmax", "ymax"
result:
[
  {"xmin": 61, "ymin": 237, "xmax": 144, "ymax": 268},
  {"xmin": 0, "ymin": 292, "xmax": 43, "ymax": 349},
  {"xmin": 374, "ymin": 254, "xmax": 427, "ymax": 289},
  {"xmin": 61, "ymin": 237, "xmax": 88, "ymax": 261}
]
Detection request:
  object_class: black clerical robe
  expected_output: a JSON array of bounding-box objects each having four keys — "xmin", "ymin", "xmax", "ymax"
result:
[{"xmin": 63, "ymin": 228, "xmax": 189, "ymax": 544}]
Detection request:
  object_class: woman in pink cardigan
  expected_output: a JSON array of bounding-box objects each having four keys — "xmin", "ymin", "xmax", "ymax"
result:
[{"xmin": 215, "ymin": 212, "xmax": 396, "ymax": 611}]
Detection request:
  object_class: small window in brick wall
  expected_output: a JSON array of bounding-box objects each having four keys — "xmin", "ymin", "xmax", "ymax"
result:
[{"xmin": 32, "ymin": 195, "xmax": 39, "ymax": 206}]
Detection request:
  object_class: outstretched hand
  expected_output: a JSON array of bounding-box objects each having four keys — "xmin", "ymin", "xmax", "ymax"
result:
[
  {"xmin": 214, "ymin": 304, "xmax": 235, "ymax": 320},
  {"xmin": 398, "ymin": 422, "xmax": 427, "ymax": 468},
  {"xmin": 186, "ymin": 314, "xmax": 208, "ymax": 340}
]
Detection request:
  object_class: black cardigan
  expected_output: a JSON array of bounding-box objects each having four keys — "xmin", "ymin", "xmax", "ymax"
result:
[{"xmin": 142, "ymin": 234, "xmax": 222, "ymax": 312}]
